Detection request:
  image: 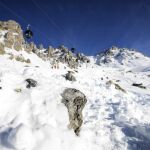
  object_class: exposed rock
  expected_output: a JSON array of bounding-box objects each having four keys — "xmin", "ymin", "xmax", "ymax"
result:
[
  {"xmin": 0, "ymin": 20, "xmax": 24, "ymax": 51},
  {"xmin": 25, "ymin": 43, "xmax": 33, "ymax": 53},
  {"xmin": 4, "ymin": 39, "xmax": 13, "ymax": 49},
  {"xmin": 15, "ymin": 55, "xmax": 25, "ymax": 62},
  {"xmin": 8, "ymin": 53, "xmax": 14, "ymax": 60},
  {"xmin": 13, "ymin": 41, "xmax": 22, "ymax": 51},
  {"xmin": 62, "ymin": 88, "xmax": 87, "ymax": 136},
  {"xmin": 25, "ymin": 78, "xmax": 37, "ymax": 88},
  {"xmin": 4, "ymin": 31, "xmax": 14, "ymax": 41},
  {"xmin": 106, "ymin": 80, "xmax": 126, "ymax": 93},
  {"xmin": 76, "ymin": 53, "xmax": 90, "ymax": 64},
  {"xmin": 10, "ymin": 54, "xmax": 30, "ymax": 63},
  {"xmin": 37, "ymin": 52, "xmax": 46, "ymax": 60},
  {"xmin": 68, "ymin": 58, "xmax": 78, "ymax": 69},
  {"xmin": 26, "ymin": 59, "xmax": 31, "ymax": 63},
  {"xmin": 65, "ymin": 71, "xmax": 76, "ymax": 81},
  {"xmin": 5, "ymin": 20, "xmax": 22, "ymax": 33},
  {"xmin": 59, "ymin": 45, "xmax": 68, "ymax": 53},
  {"xmin": 0, "ymin": 20, "xmax": 22, "ymax": 33},
  {"xmin": 81, "ymin": 55, "xmax": 90, "ymax": 63},
  {"xmin": 14, "ymin": 88, "xmax": 22, "ymax": 93},
  {"xmin": 47, "ymin": 46, "xmax": 53, "ymax": 57},
  {"xmin": 14, "ymin": 34, "xmax": 24, "ymax": 44},
  {"xmin": 0, "ymin": 43, "xmax": 5, "ymax": 55},
  {"xmin": 132, "ymin": 83, "xmax": 146, "ymax": 89}
]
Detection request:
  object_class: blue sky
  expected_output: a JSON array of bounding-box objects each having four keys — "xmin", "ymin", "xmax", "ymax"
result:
[{"xmin": 0, "ymin": 0, "xmax": 150, "ymax": 56}]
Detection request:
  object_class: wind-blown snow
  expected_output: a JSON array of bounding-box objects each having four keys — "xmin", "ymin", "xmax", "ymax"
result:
[{"xmin": 0, "ymin": 48, "xmax": 150, "ymax": 150}]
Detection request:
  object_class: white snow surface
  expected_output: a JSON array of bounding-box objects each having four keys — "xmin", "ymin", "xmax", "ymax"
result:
[{"xmin": 0, "ymin": 49, "xmax": 150, "ymax": 150}]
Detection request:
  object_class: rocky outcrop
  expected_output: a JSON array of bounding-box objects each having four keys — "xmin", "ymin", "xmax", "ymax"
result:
[
  {"xmin": 25, "ymin": 78, "xmax": 37, "ymax": 88},
  {"xmin": 25, "ymin": 42, "xmax": 37, "ymax": 53},
  {"xmin": 62, "ymin": 88, "xmax": 87, "ymax": 136},
  {"xmin": 106, "ymin": 80, "xmax": 126, "ymax": 93},
  {"xmin": 80, "ymin": 55, "xmax": 90, "ymax": 63},
  {"xmin": 0, "ymin": 20, "xmax": 24, "ymax": 51},
  {"xmin": 47, "ymin": 46, "xmax": 54, "ymax": 58},
  {"xmin": 132, "ymin": 83, "xmax": 146, "ymax": 89},
  {"xmin": 0, "ymin": 43, "xmax": 5, "ymax": 55},
  {"xmin": 0, "ymin": 20, "xmax": 21, "ymax": 31},
  {"xmin": 13, "ymin": 41, "xmax": 22, "ymax": 51},
  {"xmin": 65, "ymin": 71, "xmax": 76, "ymax": 81}
]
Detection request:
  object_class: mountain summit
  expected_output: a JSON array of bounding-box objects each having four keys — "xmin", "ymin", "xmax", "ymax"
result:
[{"xmin": 96, "ymin": 46, "xmax": 150, "ymax": 69}]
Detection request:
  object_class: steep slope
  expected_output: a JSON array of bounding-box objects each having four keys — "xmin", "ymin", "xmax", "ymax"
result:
[{"xmin": 0, "ymin": 21, "xmax": 150, "ymax": 150}]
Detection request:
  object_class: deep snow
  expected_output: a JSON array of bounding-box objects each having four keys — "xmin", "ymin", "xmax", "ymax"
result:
[{"xmin": 0, "ymin": 47, "xmax": 150, "ymax": 150}]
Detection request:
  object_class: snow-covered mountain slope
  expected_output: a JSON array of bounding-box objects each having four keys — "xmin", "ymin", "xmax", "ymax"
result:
[
  {"xmin": 96, "ymin": 46, "xmax": 150, "ymax": 70},
  {"xmin": 0, "ymin": 48, "xmax": 150, "ymax": 150},
  {"xmin": 0, "ymin": 20, "xmax": 150, "ymax": 150}
]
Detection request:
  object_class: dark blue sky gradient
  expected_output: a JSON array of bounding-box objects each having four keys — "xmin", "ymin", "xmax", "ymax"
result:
[{"xmin": 0, "ymin": 0, "xmax": 150, "ymax": 56}]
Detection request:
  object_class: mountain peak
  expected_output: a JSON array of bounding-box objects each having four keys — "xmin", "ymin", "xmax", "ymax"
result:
[{"xmin": 96, "ymin": 46, "xmax": 150, "ymax": 68}]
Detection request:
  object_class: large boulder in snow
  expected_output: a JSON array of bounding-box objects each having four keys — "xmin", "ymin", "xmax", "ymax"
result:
[
  {"xmin": 25, "ymin": 78, "xmax": 37, "ymax": 88},
  {"xmin": 61, "ymin": 88, "xmax": 87, "ymax": 135},
  {"xmin": 65, "ymin": 71, "xmax": 76, "ymax": 81}
]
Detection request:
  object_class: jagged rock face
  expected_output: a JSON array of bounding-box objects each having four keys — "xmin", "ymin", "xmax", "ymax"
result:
[
  {"xmin": 0, "ymin": 20, "xmax": 24, "ymax": 51},
  {"xmin": 62, "ymin": 88, "xmax": 87, "ymax": 135},
  {"xmin": 25, "ymin": 42, "xmax": 37, "ymax": 53},
  {"xmin": 0, "ymin": 20, "xmax": 21, "ymax": 31}
]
